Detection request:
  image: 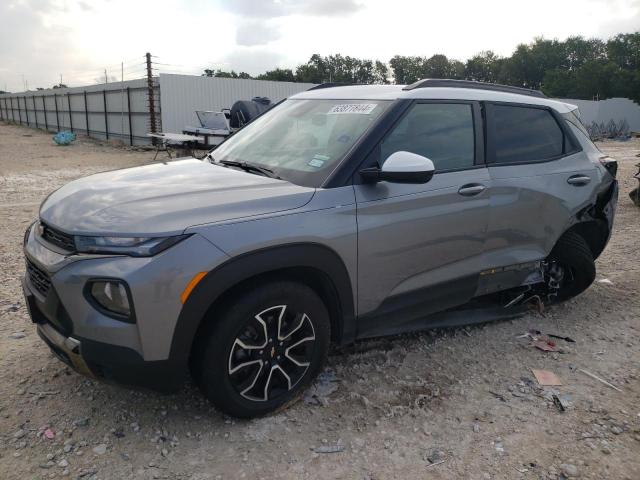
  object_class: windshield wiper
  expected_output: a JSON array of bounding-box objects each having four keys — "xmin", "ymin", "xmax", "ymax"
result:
[{"xmin": 217, "ymin": 159, "xmax": 280, "ymax": 179}]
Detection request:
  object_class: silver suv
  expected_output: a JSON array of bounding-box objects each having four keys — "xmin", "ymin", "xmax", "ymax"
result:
[{"xmin": 23, "ymin": 79, "xmax": 618, "ymax": 418}]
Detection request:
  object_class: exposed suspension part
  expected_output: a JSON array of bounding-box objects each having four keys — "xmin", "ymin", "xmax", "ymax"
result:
[{"xmin": 503, "ymin": 261, "xmax": 566, "ymax": 309}]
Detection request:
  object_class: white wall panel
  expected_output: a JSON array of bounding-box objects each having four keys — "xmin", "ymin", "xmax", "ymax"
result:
[
  {"xmin": 159, "ymin": 74, "xmax": 316, "ymax": 133},
  {"xmin": 560, "ymin": 97, "xmax": 640, "ymax": 131}
]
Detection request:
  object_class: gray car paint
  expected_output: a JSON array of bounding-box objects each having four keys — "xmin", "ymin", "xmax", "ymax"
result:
[
  {"xmin": 186, "ymin": 185, "xmax": 359, "ymax": 309},
  {"xmin": 25, "ymin": 227, "xmax": 229, "ymax": 360},
  {"xmin": 22, "ymin": 88, "xmax": 616, "ymax": 367},
  {"xmin": 482, "ymin": 152, "xmax": 600, "ymax": 271},
  {"xmin": 40, "ymin": 159, "xmax": 315, "ymax": 236},
  {"xmin": 354, "ymin": 167, "xmax": 491, "ymax": 315}
]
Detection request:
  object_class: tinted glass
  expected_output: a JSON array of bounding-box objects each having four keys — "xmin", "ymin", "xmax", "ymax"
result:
[
  {"xmin": 492, "ymin": 105, "xmax": 563, "ymax": 163},
  {"xmin": 211, "ymin": 99, "xmax": 389, "ymax": 187},
  {"xmin": 380, "ymin": 103, "xmax": 475, "ymax": 171}
]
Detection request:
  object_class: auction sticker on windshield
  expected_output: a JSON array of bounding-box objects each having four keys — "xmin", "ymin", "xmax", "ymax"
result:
[{"xmin": 328, "ymin": 104, "xmax": 377, "ymax": 115}]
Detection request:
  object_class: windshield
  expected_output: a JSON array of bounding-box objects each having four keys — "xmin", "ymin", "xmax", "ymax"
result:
[{"xmin": 210, "ymin": 99, "xmax": 390, "ymax": 187}]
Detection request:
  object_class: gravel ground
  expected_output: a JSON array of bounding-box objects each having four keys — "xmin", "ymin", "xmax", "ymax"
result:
[{"xmin": 0, "ymin": 122, "xmax": 639, "ymax": 480}]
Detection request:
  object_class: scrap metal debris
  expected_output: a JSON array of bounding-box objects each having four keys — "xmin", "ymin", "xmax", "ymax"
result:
[
  {"xmin": 552, "ymin": 394, "xmax": 565, "ymax": 412},
  {"xmin": 518, "ymin": 329, "xmax": 574, "ymax": 352},
  {"xmin": 579, "ymin": 369, "xmax": 623, "ymax": 392},
  {"xmin": 488, "ymin": 390, "xmax": 508, "ymax": 402},
  {"xmin": 631, "ymin": 159, "xmax": 640, "ymax": 206},
  {"xmin": 304, "ymin": 369, "xmax": 339, "ymax": 406},
  {"xmin": 532, "ymin": 369, "xmax": 562, "ymax": 386},
  {"xmin": 587, "ymin": 119, "xmax": 632, "ymax": 141},
  {"xmin": 314, "ymin": 444, "xmax": 345, "ymax": 454},
  {"xmin": 548, "ymin": 334, "xmax": 576, "ymax": 343},
  {"xmin": 532, "ymin": 339, "xmax": 558, "ymax": 352}
]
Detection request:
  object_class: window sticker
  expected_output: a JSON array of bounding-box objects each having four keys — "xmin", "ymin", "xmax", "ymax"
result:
[
  {"xmin": 328, "ymin": 104, "xmax": 377, "ymax": 115},
  {"xmin": 308, "ymin": 154, "xmax": 330, "ymax": 168}
]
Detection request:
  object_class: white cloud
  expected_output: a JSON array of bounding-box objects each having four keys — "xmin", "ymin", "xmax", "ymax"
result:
[
  {"xmin": 219, "ymin": 49, "xmax": 286, "ymax": 75},
  {"xmin": 236, "ymin": 21, "xmax": 281, "ymax": 46},
  {"xmin": 0, "ymin": 0, "xmax": 638, "ymax": 92},
  {"xmin": 219, "ymin": 0, "xmax": 363, "ymax": 18}
]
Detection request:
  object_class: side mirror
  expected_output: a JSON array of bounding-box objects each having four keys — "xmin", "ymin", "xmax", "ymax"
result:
[{"xmin": 360, "ymin": 151, "xmax": 435, "ymax": 184}]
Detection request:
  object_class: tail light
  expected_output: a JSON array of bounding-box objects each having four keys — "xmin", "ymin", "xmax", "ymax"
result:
[{"xmin": 598, "ymin": 156, "xmax": 618, "ymax": 178}]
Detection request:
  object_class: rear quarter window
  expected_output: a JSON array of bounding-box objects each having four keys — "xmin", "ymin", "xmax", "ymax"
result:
[{"xmin": 489, "ymin": 104, "xmax": 565, "ymax": 164}]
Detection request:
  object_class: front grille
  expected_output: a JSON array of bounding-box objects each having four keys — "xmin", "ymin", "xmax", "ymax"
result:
[
  {"xmin": 41, "ymin": 223, "xmax": 76, "ymax": 252},
  {"xmin": 26, "ymin": 259, "xmax": 52, "ymax": 297}
]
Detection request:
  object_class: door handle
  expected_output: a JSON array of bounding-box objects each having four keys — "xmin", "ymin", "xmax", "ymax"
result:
[
  {"xmin": 567, "ymin": 175, "xmax": 591, "ymax": 186},
  {"xmin": 458, "ymin": 184, "xmax": 486, "ymax": 196}
]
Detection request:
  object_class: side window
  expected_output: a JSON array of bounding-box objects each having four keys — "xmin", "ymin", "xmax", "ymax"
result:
[
  {"xmin": 380, "ymin": 103, "xmax": 475, "ymax": 171},
  {"xmin": 491, "ymin": 105, "xmax": 564, "ymax": 163}
]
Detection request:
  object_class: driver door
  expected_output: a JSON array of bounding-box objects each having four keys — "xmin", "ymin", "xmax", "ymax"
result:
[{"xmin": 354, "ymin": 101, "xmax": 490, "ymax": 336}]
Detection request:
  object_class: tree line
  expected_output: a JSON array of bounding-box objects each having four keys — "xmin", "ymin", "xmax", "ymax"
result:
[{"xmin": 203, "ymin": 32, "xmax": 640, "ymax": 103}]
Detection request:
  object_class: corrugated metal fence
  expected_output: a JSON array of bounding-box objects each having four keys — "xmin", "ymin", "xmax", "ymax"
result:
[
  {"xmin": 0, "ymin": 78, "xmax": 160, "ymax": 145},
  {"xmin": 559, "ymin": 97, "xmax": 640, "ymax": 132},
  {"xmin": 0, "ymin": 74, "xmax": 316, "ymax": 145}
]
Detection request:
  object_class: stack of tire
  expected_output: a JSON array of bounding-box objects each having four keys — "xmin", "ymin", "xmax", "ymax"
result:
[{"xmin": 230, "ymin": 97, "xmax": 273, "ymax": 129}]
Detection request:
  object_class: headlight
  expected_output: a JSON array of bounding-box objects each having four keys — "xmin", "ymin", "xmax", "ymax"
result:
[
  {"xmin": 24, "ymin": 221, "xmax": 36, "ymax": 246},
  {"xmin": 88, "ymin": 280, "xmax": 133, "ymax": 320},
  {"xmin": 74, "ymin": 234, "xmax": 189, "ymax": 257}
]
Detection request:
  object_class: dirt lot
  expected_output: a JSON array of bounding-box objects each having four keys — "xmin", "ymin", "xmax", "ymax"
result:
[{"xmin": 0, "ymin": 121, "xmax": 638, "ymax": 480}]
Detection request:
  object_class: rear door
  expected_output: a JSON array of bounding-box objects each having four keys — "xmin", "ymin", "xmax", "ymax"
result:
[
  {"xmin": 480, "ymin": 102, "xmax": 599, "ymax": 288},
  {"xmin": 354, "ymin": 101, "xmax": 490, "ymax": 336}
]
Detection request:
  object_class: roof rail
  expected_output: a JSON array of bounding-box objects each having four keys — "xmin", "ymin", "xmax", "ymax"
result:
[
  {"xmin": 307, "ymin": 82, "xmax": 359, "ymax": 91},
  {"xmin": 402, "ymin": 79, "xmax": 546, "ymax": 98}
]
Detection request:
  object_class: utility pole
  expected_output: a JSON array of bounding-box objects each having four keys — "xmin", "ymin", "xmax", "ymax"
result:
[
  {"xmin": 145, "ymin": 52, "xmax": 158, "ymax": 140},
  {"xmin": 104, "ymin": 69, "xmax": 108, "ymax": 84},
  {"xmin": 60, "ymin": 74, "xmax": 63, "ymax": 87},
  {"xmin": 121, "ymin": 62, "xmax": 125, "ymax": 139}
]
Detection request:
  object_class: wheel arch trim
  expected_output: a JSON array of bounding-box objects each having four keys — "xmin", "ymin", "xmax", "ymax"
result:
[
  {"xmin": 168, "ymin": 243, "xmax": 356, "ymax": 365},
  {"xmin": 558, "ymin": 179, "xmax": 618, "ymax": 259}
]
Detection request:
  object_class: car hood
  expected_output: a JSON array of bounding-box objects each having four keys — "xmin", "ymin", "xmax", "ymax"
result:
[{"xmin": 40, "ymin": 159, "xmax": 315, "ymax": 235}]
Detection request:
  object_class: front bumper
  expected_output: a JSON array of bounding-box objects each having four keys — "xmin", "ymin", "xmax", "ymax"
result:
[
  {"xmin": 22, "ymin": 227, "xmax": 229, "ymax": 392},
  {"xmin": 23, "ymin": 277, "xmax": 185, "ymax": 391}
]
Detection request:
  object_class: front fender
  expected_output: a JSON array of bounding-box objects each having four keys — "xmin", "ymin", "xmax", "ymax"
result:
[{"xmin": 168, "ymin": 243, "xmax": 356, "ymax": 366}]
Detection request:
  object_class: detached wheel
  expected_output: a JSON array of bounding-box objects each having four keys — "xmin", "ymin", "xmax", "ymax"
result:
[
  {"xmin": 196, "ymin": 281, "xmax": 330, "ymax": 418},
  {"xmin": 547, "ymin": 231, "xmax": 596, "ymax": 301}
]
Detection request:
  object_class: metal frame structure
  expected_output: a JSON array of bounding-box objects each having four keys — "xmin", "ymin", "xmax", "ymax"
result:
[{"xmin": 0, "ymin": 84, "xmax": 159, "ymax": 146}]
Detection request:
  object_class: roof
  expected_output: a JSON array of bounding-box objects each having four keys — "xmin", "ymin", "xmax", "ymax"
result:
[{"xmin": 291, "ymin": 84, "xmax": 577, "ymax": 114}]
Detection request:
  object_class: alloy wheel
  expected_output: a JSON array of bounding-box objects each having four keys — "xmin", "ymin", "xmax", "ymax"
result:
[{"xmin": 227, "ymin": 305, "xmax": 316, "ymax": 402}]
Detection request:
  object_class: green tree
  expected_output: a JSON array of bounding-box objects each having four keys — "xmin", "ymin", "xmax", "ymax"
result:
[
  {"xmin": 498, "ymin": 38, "xmax": 566, "ymax": 89},
  {"xmin": 541, "ymin": 69, "xmax": 575, "ymax": 97},
  {"xmin": 465, "ymin": 51, "xmax": 502, "ymax": 82},
  {"xmin": 294, "ymin": 54, "xmax": 389, "ymax": 84},
  {"xmin": 196, "ymin": 30, "xmax": 640, "ymax": 102},
  {"xmin": 373, "ymin": 60, "xmax": 390, "ymax": 84},
  {"xmin": 563, "ymin": 36, "xmax": 606, "ymax": 70},
  {"xmin": 202, "ymin": 69, "xmax": 252, "ymax": 79},
  {"xmin": 256, "ymin": 68, "xmax": 296, "ymax": 82},
  {"xmin": 389, "ymin": 55, "xmax": 425, "ymax": 84},
  {"xmin": 606, "ymin": 33, "xmax": 640, "ymax": 70},
  {"xmin": 389, "ymin": 54, "xmax": 465, "ymax": 83}
]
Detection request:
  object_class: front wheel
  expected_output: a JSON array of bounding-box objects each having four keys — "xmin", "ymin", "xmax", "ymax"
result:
[
  {"xmin": 195, "ymin": 281, "xmax": 330, "ymax": 418},
  {"xmin": 547, "ymin": 231, "xmax": 596, "ymax": 302}
]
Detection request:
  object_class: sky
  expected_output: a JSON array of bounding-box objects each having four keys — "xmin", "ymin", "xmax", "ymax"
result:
[{"xmin": 0, "ymin": 0, "xmax": 639, "ymax": 92}]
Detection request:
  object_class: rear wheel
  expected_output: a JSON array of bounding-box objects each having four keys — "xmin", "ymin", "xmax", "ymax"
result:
[
  {"xmin": 195, "ymin": 281, "xmax": 330, "ymax": 418},
  {"xmin": 547, "ymin": 231, "xmax": 596, "ymax": 301}
]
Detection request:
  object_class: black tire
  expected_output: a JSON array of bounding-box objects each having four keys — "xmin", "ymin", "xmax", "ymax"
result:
[
  {"xmin": 195, "ymin": 281, "xmax": 330, "ymax": 418},
  {"xmin": 548, "ymin": 231, "xmax": 596, "ymax": 301}
]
